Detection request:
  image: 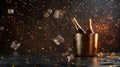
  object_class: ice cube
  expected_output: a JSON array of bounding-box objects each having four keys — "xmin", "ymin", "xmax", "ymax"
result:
[
  {"xmin": 44, "ymin": 12, "xmax": 50, "ymax": 18},
  {"xmin": 97, "ymin": 52, "xmax": 104, "ymax": 58},
  {"xmin": 1, "ymin": 56, "xmax": 4, "ymax": 60},
  {"xmin": 53, "ymin": 35, "xmax": 64, "ymax": 45},
  {"xmin": 53, "ymin": 39, "xmax": 60, "ymax": 45},
  {"xmin": 53, "ymin": 10, "xmax": 60, "ymax": 19},
  {"xmin": 67, "ymin": 54, "xmax": 74, "ymax": 62},
  {"xmin": 0, "ymin": 26, "xmax": 5, "ymax": 31},
  {"xmin": 11, "ymin": 41, "xmax": 21, "ymax": 51},
  {"xmin": 47, "ymin": 9, "xmax": 52, "ymax": 14},
  {"xmin": 42, "ymin": 47, "xmax": 44, "ymax": 50},
  {"xmin": 38, "ymin": 26, "xmax": 42, "ymax": 29},
  {"xmin": 8, "ymin": 9, "xmax": 14, "ymax": 14}
]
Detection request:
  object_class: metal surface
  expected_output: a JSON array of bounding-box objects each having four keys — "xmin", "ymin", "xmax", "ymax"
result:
[{"xmin": 0, "ymin": 53, "xmax": 120, "ymax": 67}]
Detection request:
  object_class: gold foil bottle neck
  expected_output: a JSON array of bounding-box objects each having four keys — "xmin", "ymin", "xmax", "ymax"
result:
[
  {"xmin": 86, "ymin": 18, "xmax": 94, "ymax": 34},
  {"xmin": 71, "ymin": 17, "xmax": 86, "ymax": 34}
]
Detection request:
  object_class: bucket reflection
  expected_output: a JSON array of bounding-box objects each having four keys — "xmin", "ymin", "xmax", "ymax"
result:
[{"xmin": 66, "ymin": 57, "xmax": 98, "ymax": 67}]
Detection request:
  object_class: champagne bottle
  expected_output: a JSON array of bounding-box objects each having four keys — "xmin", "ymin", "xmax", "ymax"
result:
[
  {"xmin": 71, "ymin": 17, "xmax": 85, "ymax": 57},
  {"xmin": 71, "ymin": 17, "xmax": 86, "ymax": 34},
  {"xmin": 83, "ymin": 18, "xmax": 98, "ymax": 57},
  {"xmin": 86, "ymin": 18, "xmax": 94, "ymax": 34}
]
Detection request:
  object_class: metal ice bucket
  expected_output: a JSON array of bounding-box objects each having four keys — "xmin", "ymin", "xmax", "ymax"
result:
[{"xmin": 74, "ymin": 33, "xmax": 98, "ymax": 57}]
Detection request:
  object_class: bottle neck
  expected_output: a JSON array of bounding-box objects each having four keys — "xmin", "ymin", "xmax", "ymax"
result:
[
  {"xmin": 87, "ymin": 18, "xmax": 94, "ymax": 33},
  {"xmin": 77, "ymin": 29, "xmax": 85, "ymax": 34},
  {"xmin": 71, "ymin": 17, "xmax": 86, "ymax": 34}
]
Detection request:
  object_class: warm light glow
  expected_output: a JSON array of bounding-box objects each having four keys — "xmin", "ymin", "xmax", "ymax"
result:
[{"xmin": 94, "ymin": 23, "xmax": 109, "ymax": 34}]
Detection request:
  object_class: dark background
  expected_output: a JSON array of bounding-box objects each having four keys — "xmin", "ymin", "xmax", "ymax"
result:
[{"xmin": 0, "ymin": 0, "xmax": 120, "ymax": 54}]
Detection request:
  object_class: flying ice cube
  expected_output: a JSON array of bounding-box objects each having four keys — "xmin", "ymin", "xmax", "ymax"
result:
[
  {"xmin": 53, "ymin": 39, "xmax": 60, "ymax": 45},
  {"xmin": 53, "ymin": 10, "xmax": 60, "ymax": 19},
  {"xmin": 11, "ymin": 41, "xmax": 21, "ymax": 51},
  {"xmin": 47, "ymin": 9, "xmax": 52, "ymax": 14},
  {"xmin": 38, "ymin": 26, "xmax": 42, "ymax": 29},
  {"xmin": 67, "ymin": 54, "xmax": 74, "ymax": 62},
  {"xmin": 44, "ymin": 12, "xmax": 50, "ymax": 18},
  {"xmin": 53, "ymin": 10, "xmax": 66, "ymax": 19},
  {"xmin": 97, "ymin": 52, "xmax": 104, "ymax": 58},
  {"xmin": 53, "ymin": 35, "xmax": 64, "ymax": 45},
  {"xmin": 8, "ymin": 9, "xmax": 14, "ymax": 14},
  {"xmin": 43, "ymin": 9, "xmax": 53, "ymax": 18},
  {"xmin": 1, "ymin": 56, "xmax": 4, "ymax": 60},
  {"xmin": 0, "ymin": 26, "xmax": 5, "ymax": 31}
]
